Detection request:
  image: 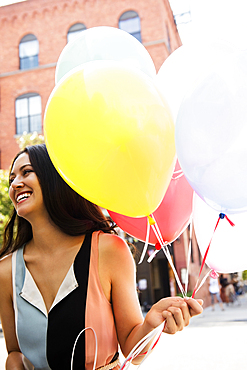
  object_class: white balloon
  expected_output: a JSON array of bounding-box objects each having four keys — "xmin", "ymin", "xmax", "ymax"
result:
[
  {"xmin": 156, "ymin": 40, "xmax": 235, "ymax": 122},
  {"xmin": 193, "ymin": 193, "xmax": 247, "ymax": 273},
  {"xmin": 55, "ymin": 26, "xmax": 156, "ymax": 83},
  {"xmin": 176, "ymin": 49, "xmax": 247, "ymax": 214}
]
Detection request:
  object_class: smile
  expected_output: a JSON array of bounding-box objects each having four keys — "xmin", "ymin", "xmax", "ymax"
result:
[{"xmin": 16, "ymin": 192, "xmax": 32, "ymax": 203}]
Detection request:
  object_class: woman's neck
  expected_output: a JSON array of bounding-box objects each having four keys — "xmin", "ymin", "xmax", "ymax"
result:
[{"xmin": 27, "ymin": 217, "xmax": 84, "ymax": 255}]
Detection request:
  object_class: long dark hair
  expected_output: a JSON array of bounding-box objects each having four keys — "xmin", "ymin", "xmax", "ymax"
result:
[{"xmin": 1, "ymin": 144, "xmax": 116, "ymax": 258}]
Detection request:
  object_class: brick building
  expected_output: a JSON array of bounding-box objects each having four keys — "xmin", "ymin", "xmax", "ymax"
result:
[
  {"xmin": 0, "ymin": 0, "xmax": 181, "ymax": 169},
  {"xmin": 0, "ymin": 0, "xmax": 207, "ymax": 305}
]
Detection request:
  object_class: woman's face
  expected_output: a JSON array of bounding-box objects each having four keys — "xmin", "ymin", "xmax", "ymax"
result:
[{"xmin": 9, "ymin": 152, "xmax": 48, "ymax": 222}]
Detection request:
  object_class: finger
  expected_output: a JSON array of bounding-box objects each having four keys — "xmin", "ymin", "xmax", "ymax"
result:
[
  {"xmin": 161, "ymin": 311, "xmax": 177, "ymax": 335},
  {"xmin": 154, "ymin": 297, "xmax": 185, "ymax": 312},
  {"xmin": 164, "ymin": 300, "xmax": 191, "ymax": 326},
  {"xmin": 184, "ymin": 297, "xmax": 203, "ymax": 317},
  {"xmin": 197, "ymin": 299, "xmax": 204, "ymax": 306},
  {"xmin": 178, "ymin": 301, "xmax": 191, "ymax": 327},
  {"xmin": 167, "ymin": 306, "xmax": 185, "ymax": 331}
]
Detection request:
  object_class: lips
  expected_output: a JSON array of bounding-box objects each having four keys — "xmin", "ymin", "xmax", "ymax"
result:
[{"xmin": 16, "ymin": 191, "xmax": 32, "ymax": 203}]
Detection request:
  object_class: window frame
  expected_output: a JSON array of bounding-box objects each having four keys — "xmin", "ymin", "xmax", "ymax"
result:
[
  {"xmin": 67, "ymin": 23, "xmax": 86, "ymax": 43},
  {"xmin": 19, "ymin": 34, "xmax": 39, "ymax": 70},
  {"xmin": 119, "ymin": 10, "xmax": 142, "ymax": 42},
  {"xmin": 15, "ymin": 93, "xmax": 42, "ymax": 135}
]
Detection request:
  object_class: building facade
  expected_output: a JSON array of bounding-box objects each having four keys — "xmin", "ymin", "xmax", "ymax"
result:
[{"xmin": 0, "ymin": 0, "xmax": 181, "ymax": 169}]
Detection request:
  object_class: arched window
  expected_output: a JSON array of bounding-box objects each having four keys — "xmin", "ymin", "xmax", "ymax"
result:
[
  {"xmin": 15, "ymin": 93, "xmax": 42, "ymax": 135},
  {"xmin": 119, "ymin": 11, "xmax": 142, "ymax": 42},
  {"xmin": 19, "ymin": 34, "xmax": 39, "ymax": 70},
  {"xmin": 67, "ymin": 23, "xmax": 86, "ymax": 43}
]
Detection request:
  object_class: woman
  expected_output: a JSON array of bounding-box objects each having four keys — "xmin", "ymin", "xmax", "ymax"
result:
[
  {"xmin": 208, "ymin": 276, "xmax": 224, "ymax": 311},
  {"xmin": 0, "ymin": 144, "xmax": 203, "ymax": 370}
]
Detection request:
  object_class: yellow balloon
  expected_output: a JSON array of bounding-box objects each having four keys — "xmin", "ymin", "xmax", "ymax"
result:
[{"xmin": 44, "ymin": 61, "xmax": 176, "ymax": 217}]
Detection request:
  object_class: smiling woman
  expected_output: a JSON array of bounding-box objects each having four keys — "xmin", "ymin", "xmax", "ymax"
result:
[
  {"xmin": 8, "ymin": 153, "xmax": 47, "ymax": 221},
  {"xmin": 0, "ymin": 144, "xmax": 203, "ymax": 370}
]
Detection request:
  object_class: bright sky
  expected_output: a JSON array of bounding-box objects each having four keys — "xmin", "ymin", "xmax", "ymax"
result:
[
  {"xmin": 0, "ymin": 0, "xmax": 26, "ymax": 6},
  {"xmin": 169, "ymin": 0, "xmax": 247, "ymax": 49},
  {"xmin": 1, "ymin": 0, "xmax": 247, "ymax": 50}
]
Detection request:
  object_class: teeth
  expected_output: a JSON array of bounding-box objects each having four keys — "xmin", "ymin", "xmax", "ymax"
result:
[{"xmin": 17, "ymin": 193, "xmax": 31, "ymax": 203}]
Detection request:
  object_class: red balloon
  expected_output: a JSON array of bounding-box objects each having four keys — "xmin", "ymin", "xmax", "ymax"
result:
[{"xmin": 108, "ymin": 161, "xmax": 193, "ymax": 244}]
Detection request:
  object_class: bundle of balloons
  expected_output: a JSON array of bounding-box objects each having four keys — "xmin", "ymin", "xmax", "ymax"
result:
[
  {"xmin": 44, "ymin": 27, "xmax": 247, "ymax": 301},
  {"xmin": 156, "ymin": 39, "xmax": 247, "ymax": 288}
]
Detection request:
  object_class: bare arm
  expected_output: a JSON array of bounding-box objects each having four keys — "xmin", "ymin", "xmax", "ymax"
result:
[
  {"xmin": 0, "ymin": 255, "xmax": 25, "ymax": 369},
  {"xmin": 99, "ymin": 234, "xmax": 203, "ymax": 363}
]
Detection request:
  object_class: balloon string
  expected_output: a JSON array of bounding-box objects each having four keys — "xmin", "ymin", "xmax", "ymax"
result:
[
  {"xmin": 150, "ymin": 214, "xmax": 163, "ymax": 243},
  {"xmin": 192, "ymin": 213, "xmax": 235, "ymax": 298},
  {"xmin": 138, "ymin": 216, "xmax": 152, "ymax": 264},
  {"xmin": 172, "ymin": 169, "xmax": 184, "ymax": 180},
  {"xmin": 120, "ymin": 322, "xmax": 164, "ymax": 370},
  {"xmin": 161, "ymin": 243, "xmax": 186, "ymax": 298},
  {"xmin": 193, "ymin": 269, "xmax": 213, "ymax": 296},
  {"xmin": 71, "ymin": 327, "xmax": 97, "ymax": 370},
  {"xmin": 147, "ymin": 249, "xmax": 158, "ymax": 263},
  {"xmin": 71, "ymin": 325, "xmax": 163, "ymax": 370},
  {"xmin": 185, "ymin": 220, "xmax": 193, "ymax": 295},
  {"xmin": 224, "ymin": 214, "xmax": 235, "ymax": 226},
  {"xmin": 150, "ymin": 214, "xmax": 186, "ymax": 297}
]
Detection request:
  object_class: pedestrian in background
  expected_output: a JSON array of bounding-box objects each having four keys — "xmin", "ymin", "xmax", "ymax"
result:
[{"xmin": 209, "ymin": 276, "xmax": 224, "ymax": 311}]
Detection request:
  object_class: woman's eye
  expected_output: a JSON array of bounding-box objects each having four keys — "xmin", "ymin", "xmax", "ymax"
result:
[
  {"xmin": 23, "ymin": 169, "xmax": 33, "ymax": 175},
  {"xmin": 9, "ymin": 177, "xmax": 14, "ymax": 185}
]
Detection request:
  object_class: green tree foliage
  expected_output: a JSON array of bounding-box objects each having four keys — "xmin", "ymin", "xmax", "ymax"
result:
[
  {"xmin": 242, "ymin": 270, "xmax": 247, "ymax": 281},
  {"xmin": 16, "ymin": 131, "xmax": 45, "ymax": 150},
  {"xmin": 0, "ymin": 170, "xmax": 13, "ymax": 248}
]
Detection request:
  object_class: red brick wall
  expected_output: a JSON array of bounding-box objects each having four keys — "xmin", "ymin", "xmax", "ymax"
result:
[{"xmin": 0, "ymin": 0, "xmax": 181, "ymax": 169}]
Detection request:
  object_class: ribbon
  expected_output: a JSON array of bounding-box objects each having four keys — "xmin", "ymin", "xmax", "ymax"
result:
[
  {"xmin": 192, "ymin": 213, "xmax": 235, "ymax": 298},
  {"xmin": 185, "ymin": 220, "xmax": 192, "ymax": 295},
  {"xmin": 172, "ymin": 169, "xmax": 184, "ymax": 180},
  {"xmin": 150, "ymin": 214, "xmax": 186, "ymax": 297},
  {"xmin": 120, "ymin": 322, "xmax": 164, "ymax": 370},
  {"xmin": 71, "ymin": 325, "xmax": 163, "ymax": 370},
  {"xmin": 71, "ymin": 327, "xmax": 97, "ymax": 370},
  {"xmin": 138, "ymin": 215, "xmax": 155, "ymax": 264}
]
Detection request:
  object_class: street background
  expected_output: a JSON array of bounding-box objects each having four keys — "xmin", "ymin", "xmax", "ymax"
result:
[{"xmin": 1, "ymin": 294, "xmax": 247, "ymax": 369}]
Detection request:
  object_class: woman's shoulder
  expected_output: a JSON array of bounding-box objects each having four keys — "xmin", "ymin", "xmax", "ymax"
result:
[
  {"xmin": 0, "ymin": 253, "xmax": 12, "ymax": 274},
  {"xmin": 0, "ymin": 253, "xmax": 13, "ymax": 294},
  {"xmin": 98, "ymin": 232, "xmax": 135, "ymax": 267},
  {"xmin": 98, "ymin": 232, "xmax": 129, "ymax": 252}
]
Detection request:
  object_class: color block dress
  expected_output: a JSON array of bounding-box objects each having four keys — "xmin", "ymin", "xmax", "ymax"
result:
[{"xmin": 12, "ymin": 231, "xmax": 120, "ymax": 370}]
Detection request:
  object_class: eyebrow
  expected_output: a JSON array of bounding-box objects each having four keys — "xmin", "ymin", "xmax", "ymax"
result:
[{"xmin": 9, "ymin": 163, "xmax": 32, "ymax": 177}]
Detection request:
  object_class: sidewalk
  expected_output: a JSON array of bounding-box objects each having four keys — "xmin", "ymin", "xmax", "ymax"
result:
[
  {"xmin": 121, "ymin": 294, "xmax": 247, "ymax": 370},
  {"xmin": 1, "ymin": 295, "xmax": 247, "ymax": 369},
  {"xmin": 189, "ymin": 292, "xmax": 247, "ymax": 327}
]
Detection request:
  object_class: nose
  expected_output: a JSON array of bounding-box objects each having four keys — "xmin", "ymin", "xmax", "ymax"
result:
[{"xmin": 11, "ymin": 176, "xmax": 24, "ymax": 189}]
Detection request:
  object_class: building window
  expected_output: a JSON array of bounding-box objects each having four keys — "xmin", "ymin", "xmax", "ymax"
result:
[
  {"xmin": 119, "ymin": 11, "xmax": 142, "ymax": 42},
  {"xmin": 19, "ymin": 34, "xmax": 39, "ymax": 70},
  {"xmin": 15, "ymin": 93, "xmax": 42, "ymax": 135},
  {"xmin": 67, "ymin": 23, "xmax": 86, "ymax": 43}
]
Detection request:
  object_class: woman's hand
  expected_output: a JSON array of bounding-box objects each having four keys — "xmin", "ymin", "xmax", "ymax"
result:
[{"xmin": 144, "ymin": 297, "xmax": 203, "ymax": 335}]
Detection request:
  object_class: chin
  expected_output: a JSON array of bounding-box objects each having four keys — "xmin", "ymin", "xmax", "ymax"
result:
[
  {"xmin": 16, "ymin": 212, "xmax": 29, "ymax": 220},
  {"xmin": 16, "ymin": 207, "xmax": 30, "ymax": 220}
]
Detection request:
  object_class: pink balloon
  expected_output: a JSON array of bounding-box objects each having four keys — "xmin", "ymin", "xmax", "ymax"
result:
[{"xmin": 108, "ymin": 161, "xmax": 193, "ymax": 245}]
